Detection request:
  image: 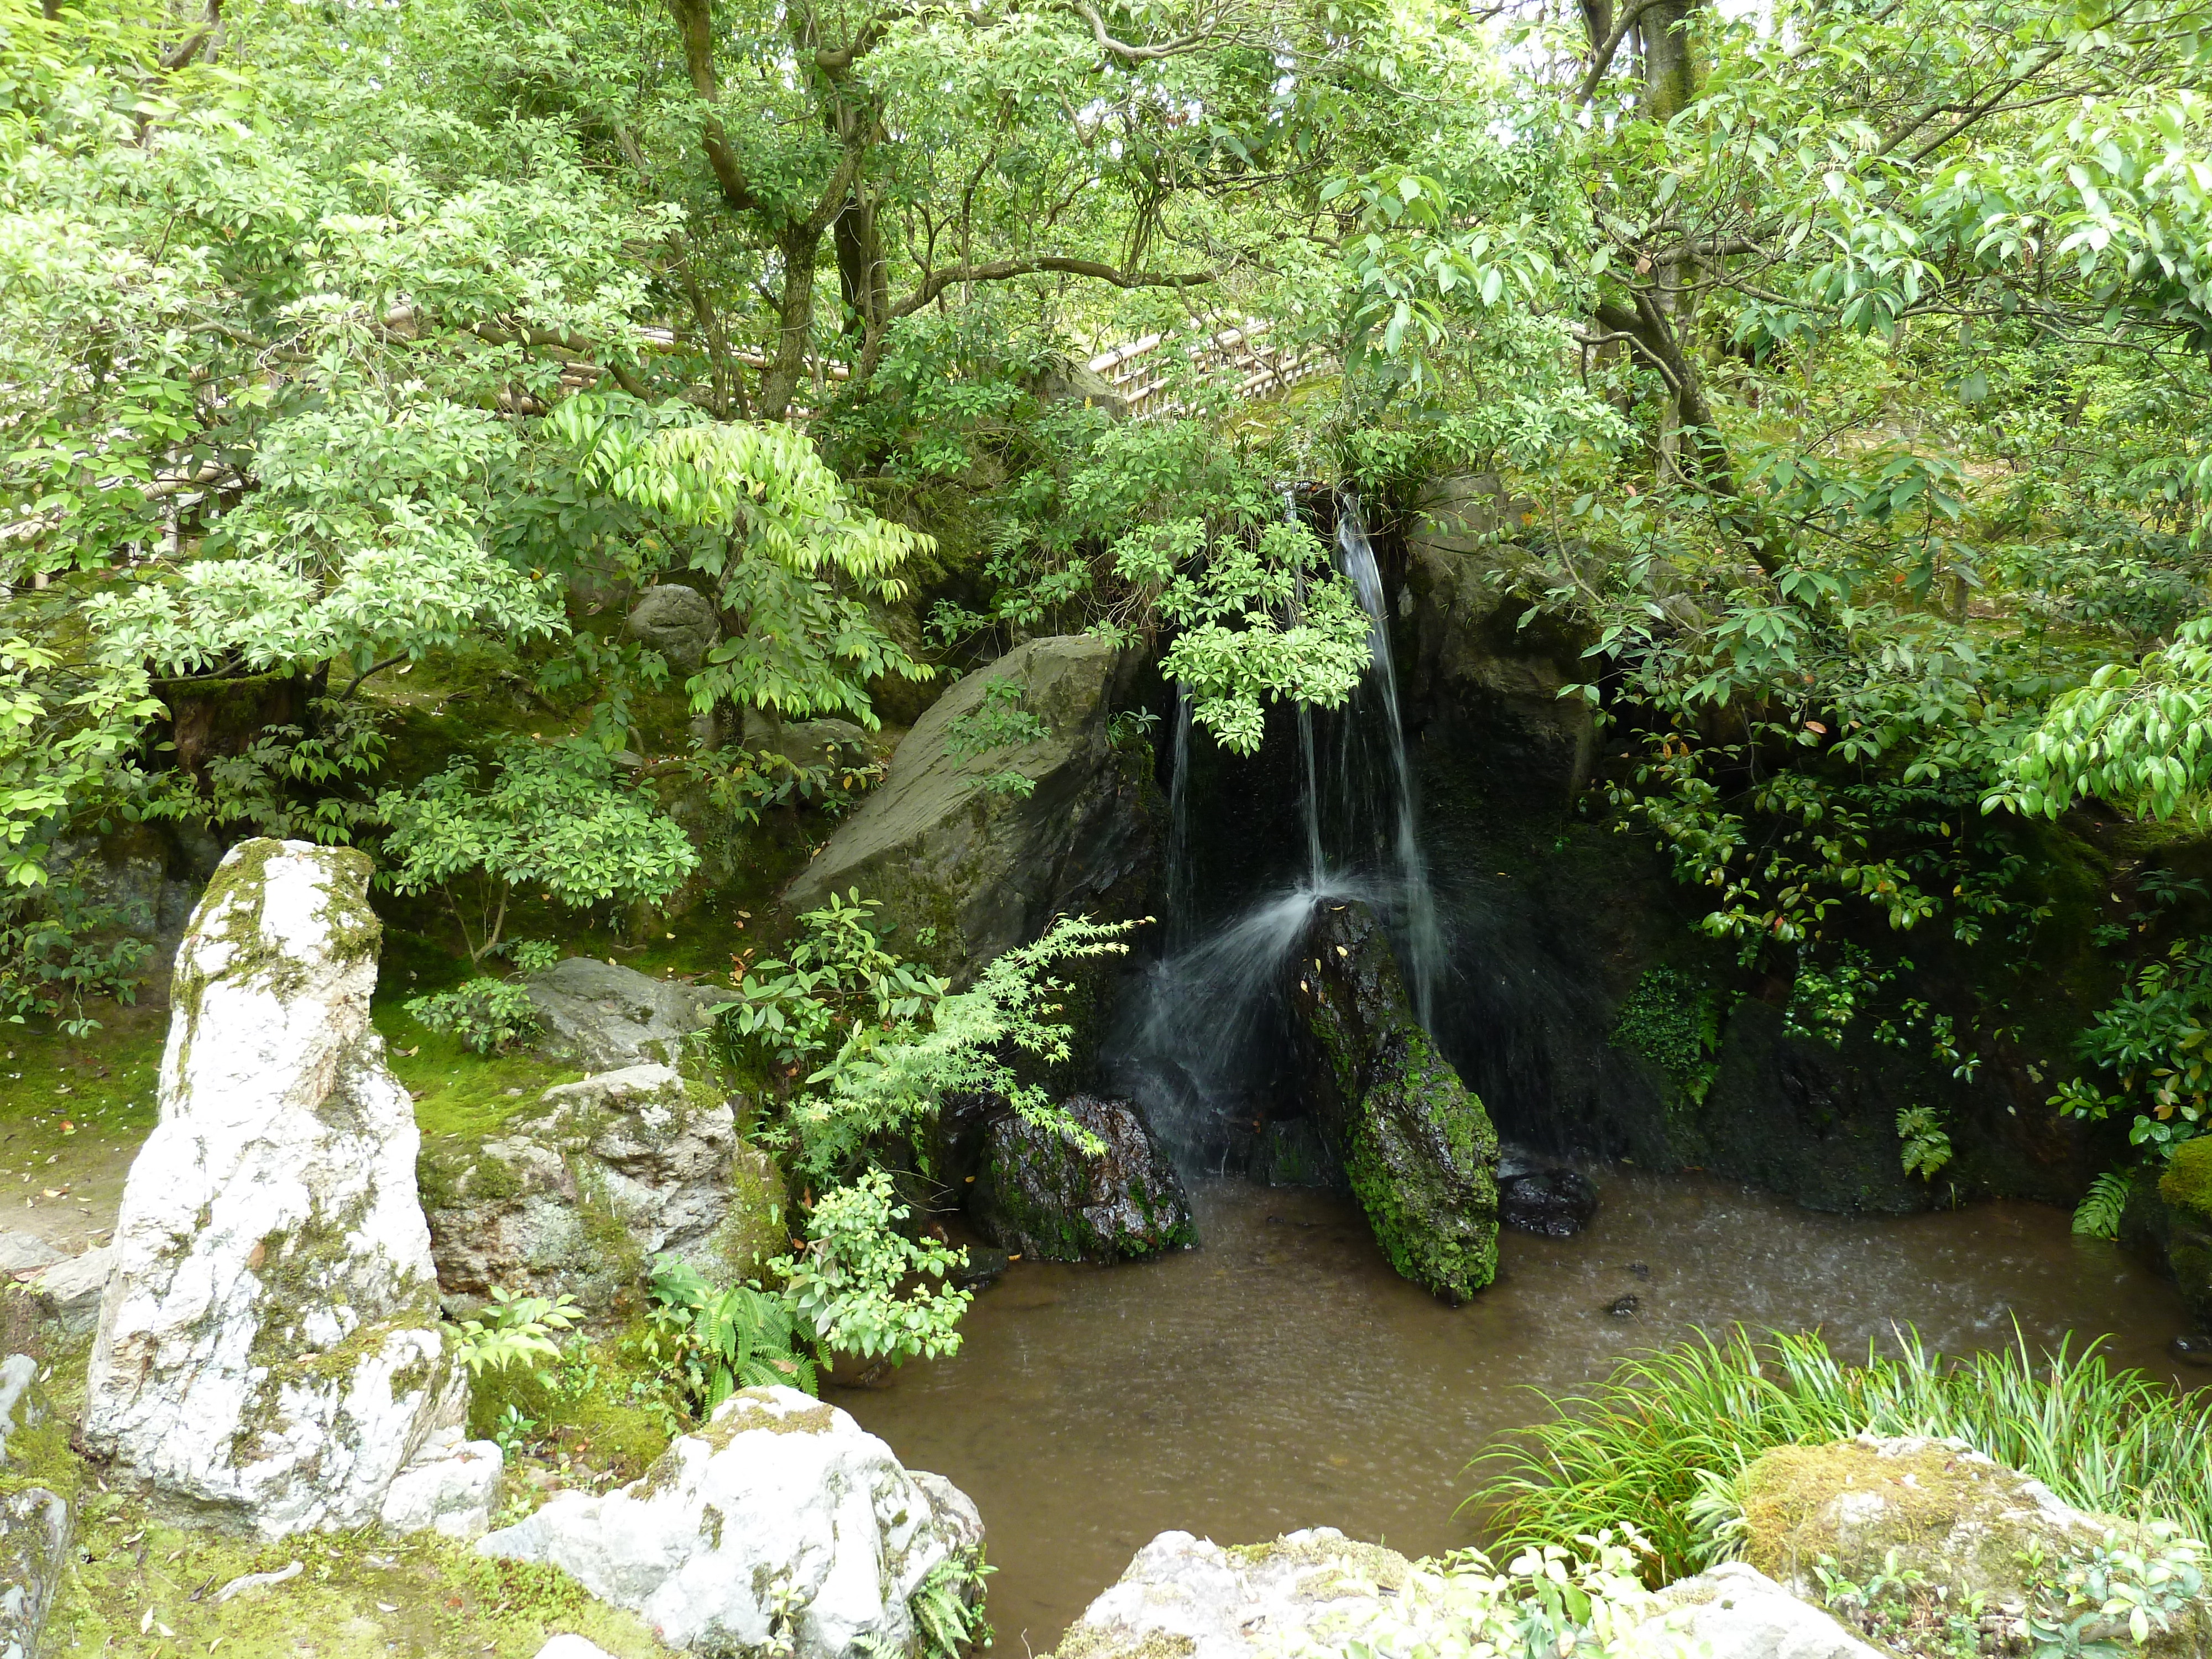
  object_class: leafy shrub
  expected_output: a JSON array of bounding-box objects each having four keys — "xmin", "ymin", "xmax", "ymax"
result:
[
  {"xmin": 1476, "ymin": 1327, "xmax": 2212, "ymax": 1585},
  {"xmin": 1276, "ymin": 1529, "xmax": 1667, "ymax": 1659},
  {"xmin": 779, "ymin": 1170, "xmax": 971, "ymax": 1366},
  {"xmin": 379, "ymin": 740, "xmax": 698, "ymax": 964},
  {"xmin": 453, "ymin": 1289, "xmax": 583, "ymax": 1382},
  {"xmin": 1896, "ymin": 1106, "xmax": 1954, "ymax": 1181},
  {"xmin": 0, "ymin": 882, "xmax": 150, "ymax": 1034},
  {"xmin": 945, "ymin": 679, "xmax": 1050, "ymax": 797},
  {"xmin": 719, "ymin": 890, "xmax": 949, "ymax": 1072},
  {"xmin": 406, "ymin": 977, "xmax": 541, "ymax": 1054},
  {"xmin": 634, "ymin": 1254, "xmax": 817, "ymax": 1412}
]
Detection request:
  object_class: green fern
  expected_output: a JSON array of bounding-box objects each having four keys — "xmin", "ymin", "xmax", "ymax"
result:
[{"xmin": 2073, "ymin": 1170, "xmax": 2133, "ymax": 1240}]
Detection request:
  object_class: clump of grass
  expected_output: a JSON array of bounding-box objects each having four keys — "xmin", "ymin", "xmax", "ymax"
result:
[{"xmin": 1471, "ymin": 1326, "xmax": 2212, "ymax": 1584}]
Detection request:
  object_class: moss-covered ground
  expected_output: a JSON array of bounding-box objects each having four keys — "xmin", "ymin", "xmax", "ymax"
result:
[{"xmin": 48, "ymin": 1499, "xmax": 666, "ymax": 1658}]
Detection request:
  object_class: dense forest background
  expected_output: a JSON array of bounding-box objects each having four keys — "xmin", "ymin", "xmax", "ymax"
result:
[{"xmin": 11, "ymin": 0, "xmax": 2212, "ymax": 1242}]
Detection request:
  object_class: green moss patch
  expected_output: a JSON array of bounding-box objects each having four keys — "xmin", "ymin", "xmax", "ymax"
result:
[
  {"xmin": 50, "ymin": 1491, "xmax": 664, "ymax": 1658},
  {"xmin": 2162, "ymin": 1137, "xmax": 2212, "ymax": 1223},
  {"xmin": 466, "ymin": 1335, "xmax": 675, "ymax": 1484}
]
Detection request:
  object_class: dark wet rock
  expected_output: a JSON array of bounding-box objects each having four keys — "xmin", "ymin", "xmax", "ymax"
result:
[
  {"xmin": 971, "ymin": 1094, "xmax": 1194, "ymax": 1264},
  {"xmin": 524, "ymin": 957, "xmax": 724, "ymax": 1071},
  {"xmin": 1249, "ymin": 1118, "xmax": 1346, "ymax": 1190},
  {"xmin": 1498, "ymin": 1168, "xmax": 1599, "ymax": 1237},
  {"xmin": 1629, "ymin": 1261, "xmax": 1651, "ymax": 1279},
  {"xmin": 952, "ymin": 1246, "xmax": 1011, "ymax": 1290},
  {"xmin": 1287, "ymin": 901, "xmax": 1499, "ymax": 1301},
  {"xmin": 1608, "ymin": 1293, "xmax": 1641, "ymax": 1316},
  {"xmin": 625, "ymin": 583, "xmax": 719, "ymax": 673},
  {"xmin": 2172, "ymin": 1333, "xmax": 2212, "ymax": 1367},
  {"xmin": 782, "ymin": 636, "xmax": 1155, "ymax": 980}
]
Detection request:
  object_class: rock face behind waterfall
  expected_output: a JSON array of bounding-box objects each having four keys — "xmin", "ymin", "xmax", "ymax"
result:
[
  {"xmin": 85, "ymin": 839, "xmax": 471, "ymax": 1538},
  {"xmin": 1288, "ymin": 900, "xmax": 1498, "ymax": 1300},
  {"xmin": 782, "ymin": 635, "xmax": 1154, "ymax": 975},
  {"xmin": 971, "ymin": 1094, "xmax": 1194, "ymax": 1262}
]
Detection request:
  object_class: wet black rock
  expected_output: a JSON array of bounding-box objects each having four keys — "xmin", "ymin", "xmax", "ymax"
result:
[
  {"xmin": 1287, "ymin": 900, "xmax": 1499, "ymax": 1302},
  {"xmin": 1496, "ymin": 1167, "xmax": 1599, "ymax": 1238},
  {"xmin": 2172, "ymin": 1332, "xmax": 2212, "ymax": 1368},
  {"xmin": 1607, "ymin": 1293, "xmax": 1641, "ymax": 1317},
  {"xmin": 970, "ymin": 1094, "xmax": 1196, "ymax": 1264},
  {"xmin": 952, "ymin": 1245, "xmax": 1013, "ymax": 1290}
]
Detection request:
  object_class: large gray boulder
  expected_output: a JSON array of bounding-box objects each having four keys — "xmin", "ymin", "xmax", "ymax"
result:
[
  {"xmin": 82, "ymin": 839, "xmax": 478, "ymax": 1538},
  {"xmin": 783, "ymin": 635, "xmax": 1154, "ymax": 975},
  {"xmin": 479, "ymin": 1386, "xmax": 984, "ymax": 1659},
  {"xmin": 0, "ymin": 1355, "xmax": 73, "ymax": 1659},
  {"xmin": 524, "ymin": 957, "xmax": 723, "ymax": 1071},
  {"xmin": 422, "ymin": 1065, "xmax": 787, "ymax": 1318},
  {"xmin": 625, "ymin": 583, "xmax": 720, "ymax": 674},
  {"xmin": 971, "ymin": 1094, "xmax": 1194, "ymax": 1263},
  {"xmin": 1287, "ymin": 901, "xmax": 1498, "ymax": 1302}
]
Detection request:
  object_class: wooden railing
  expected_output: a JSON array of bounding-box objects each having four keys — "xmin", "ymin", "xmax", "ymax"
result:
[{"xmin": 1087, "ymin": 320, "xmax": 1332, "ymax": 419}]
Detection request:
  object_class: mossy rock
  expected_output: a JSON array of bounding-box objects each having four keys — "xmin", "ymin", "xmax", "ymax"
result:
[
  {"xmin": 1288, "ymin": 900, "xmax": 1499, "ymax": 1301},
  {"xmin": 1741, "ymin": 1436, "xmax": 2212, "ymax": 1657},
  {"xmin": 971, "ymin": 1094, "xmax": 1195, "ymax": 1263},
  {"xmin": 2161, "ymin": 1138, "xmax": 2212, "ymax": 1224}
]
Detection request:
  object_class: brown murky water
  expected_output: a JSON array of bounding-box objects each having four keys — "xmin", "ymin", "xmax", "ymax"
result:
[{"xmin": 841, "ymin": 1171, "xmax": 2194, "ymax": 1652}]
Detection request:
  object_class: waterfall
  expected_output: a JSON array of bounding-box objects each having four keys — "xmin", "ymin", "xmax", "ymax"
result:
[
  {"xmin": 1335, "ymin": 497, "xmax": 1443, "ymax": 1029},
  {"xmin": 1165, "ymin": 682, "xmax": 1195, "ymax": 945},
  {"xmin": 1112, "ymin": 491, "xmax": 1447, "ymax": 1167}
]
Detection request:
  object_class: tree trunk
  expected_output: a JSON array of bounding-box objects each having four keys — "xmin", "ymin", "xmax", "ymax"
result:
[
  {"xmin": 1639, "ymin": 0, "xmax": 1701, "ymax": 119},
  {"xmin": 759, "ymin": 229, "xmax": 825, "ymax": 420},
  {"xmin": 834, "ymin": 195, "xmax": 889, "ymax": 337},
  {"xmin": 153, "ymin": 666, "xmax": 324, "ymax": 787}
]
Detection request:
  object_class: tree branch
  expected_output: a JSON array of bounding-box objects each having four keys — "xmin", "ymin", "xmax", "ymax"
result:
[
  {"xmin": 1577, "ymin": 0, "xmax": 1676, "ymax": 105},
  {"xmin": 1068, "ymin": 0, "xmax": 1223, "ymax": 62},
  {"xmin": 159, "ymin": 0, "xmax": 221, "ymax": 70}
]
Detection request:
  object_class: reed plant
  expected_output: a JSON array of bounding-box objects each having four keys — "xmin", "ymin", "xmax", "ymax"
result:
[{"xmin": 1470, "ymin": 1326, "xmax": 2212, "ymax": 1584}]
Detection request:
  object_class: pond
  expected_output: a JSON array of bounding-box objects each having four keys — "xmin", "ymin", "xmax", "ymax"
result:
[{"xmin": 842, "ymin": 1171, "xmax": 2192, "ymax": 1652}]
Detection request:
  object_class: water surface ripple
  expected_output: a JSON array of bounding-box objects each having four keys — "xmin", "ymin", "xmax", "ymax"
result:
[{"xmin": 843, "ymin": 1173, "xmax": 2192, "ymax": 1650}]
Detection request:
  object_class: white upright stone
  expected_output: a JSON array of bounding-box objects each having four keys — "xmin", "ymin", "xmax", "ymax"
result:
[{"xmin": 84, "ymin": 839, "xmax": 466, "ymax": 1538}]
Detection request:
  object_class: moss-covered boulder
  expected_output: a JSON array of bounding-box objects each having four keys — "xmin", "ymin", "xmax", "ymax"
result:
[
  {"xmin": 1740, "ymin": 1435, "xmax": 2212, "ymax": 1656},
  {"xmin": 971, "ymin": 1094, "xmax": 1194, "ymax": 1263},
  {"xmin": 781, "ymin": 635, "xmax": 1155, "ymax": 979},
  {"xmin": 1287, "ymin": 900, "xmax": 1498, "ymax": 1301},
  {"xmin": 2159, "ymin": 1139, "xmax": 2212, "ymax": 1340},
  {"xmin": 423, "ymin": 1065, "xmax": 785, "ymax": 1321}
]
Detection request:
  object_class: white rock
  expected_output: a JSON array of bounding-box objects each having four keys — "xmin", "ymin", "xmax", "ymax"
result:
[
  {"xmin": 83, "ymin": 839, "xmax": 463, "ymax": 1539},
  {"xmin": 30, "ymin": 1246, "xmax": 113, "ymax": 1336},
  {"xmin": 533, "ymin": 1639, "xmax": 618, "ymax": 1659},
  {"xmin": 1059, "ymin": 1533, "xmax": 1878, "ymax": 1659},
  {"xmin": 478, "ymin": 1386, "xmax": 983, "ymax": 1659},
  {"xmin": 378, "ymin": 1431, "xmax": 504, "ymax": 1540},
  {"xmin": 0, "ymin": 1234, "xmax": 61, "ymax": 1275},
  {"xmin": 1618, "ymin": 1562, "xmax": 1887, "ymax": 1659},
  {"xmin": 1060, "ymin": 1528, "xmax": 1412, "ymax": 1659}
]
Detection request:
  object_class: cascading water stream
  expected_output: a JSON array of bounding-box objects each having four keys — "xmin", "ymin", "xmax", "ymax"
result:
[{"xmin": 1113, "ymin": 491, "xmax": 1447, "ymax": 1164}]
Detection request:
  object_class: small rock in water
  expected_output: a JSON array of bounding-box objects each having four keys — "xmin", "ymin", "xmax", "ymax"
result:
[
  {"xmin": 1496, "ymin": 1168, "xmax": 1599, "ymax": 1237},
  {"xmin": 2172, "ymin": 1332, "xmax": 2212, "ymax": 1367},
  {"xmin": 1607, "ymin": 1293, "xmax": 1641, "ymax": 1317},
  {"xmin": 1629, "ymin": 1261, "xmax": 1651, "ymax": 1279},
  {"xmin": 952, "ymin": 1245, "xmax": 1010, "ymax": 1290}
]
